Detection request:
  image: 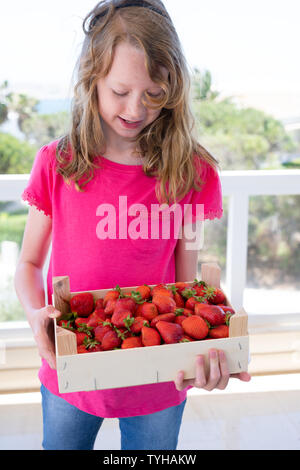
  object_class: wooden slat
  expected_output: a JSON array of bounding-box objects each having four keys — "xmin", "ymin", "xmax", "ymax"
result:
[{"xmin": 229, "ymin": 307, "xmax": 248, "ymax": 337}]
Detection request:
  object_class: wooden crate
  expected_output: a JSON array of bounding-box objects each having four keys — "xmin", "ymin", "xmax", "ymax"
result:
[{"xmin": 53, "ymin": 263, "xmax": 249, "ymax": 393}]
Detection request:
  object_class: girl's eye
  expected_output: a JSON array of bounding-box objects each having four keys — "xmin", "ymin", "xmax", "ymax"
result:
[
  {"xmin": 147, "ymin": 92, "xmax": 162, "ymax": 98},
  {"xmin": 113, "ymin": 91, "xmax": 127, "ymax": 97}
]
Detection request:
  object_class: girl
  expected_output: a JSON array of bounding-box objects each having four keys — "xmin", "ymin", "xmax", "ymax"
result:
[{"xmin": 14, "ymin": 0, "xmax": 250, "ymax": 450}]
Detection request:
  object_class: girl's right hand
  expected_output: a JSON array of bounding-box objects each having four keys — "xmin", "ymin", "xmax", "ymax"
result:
[{"xmin": 30, "ymin": 306, "xmax": 62, "ymax": 370}]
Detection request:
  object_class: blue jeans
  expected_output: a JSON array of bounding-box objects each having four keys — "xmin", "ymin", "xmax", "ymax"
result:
[{"xmin": 41, "ymin": 385, "xmax": 186, "ymax": 450}]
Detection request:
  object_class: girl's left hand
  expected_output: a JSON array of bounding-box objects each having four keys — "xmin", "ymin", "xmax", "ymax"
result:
[{"xmin": 174, "ymin": 348, "xmax": 251, "ymax": 392}]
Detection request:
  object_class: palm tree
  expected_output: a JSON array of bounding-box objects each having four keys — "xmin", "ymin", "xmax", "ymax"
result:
[{"xmin": 192, "ymin": 68, "xmax": 220, "ymax": 101}]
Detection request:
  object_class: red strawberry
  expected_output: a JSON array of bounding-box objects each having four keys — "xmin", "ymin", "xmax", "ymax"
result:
[
  {"xmin": 217, "ymin": 305, "xmax": 235, "ymax": 315},
  {"xmin": 104, "ymin": 299, "xmax": 117, "ymax": 316},
  {"xmin": 111, "ymin": 309, "xmax": 134, "ymax": 328},
  {"xmin": 136, "ymin": 302, "xmax": 158, "ymax": 321},
  {"xmin": 87, "ymin": 309, "xmax": 106, "ymax": 328},
  {"xmin": 192, "ymin": 280, "xmax": 207, "ymax": 297},
  {"xmin": 181, "ymin": 315, "xmax": 209, "ymax": 340},
  {"xmin": 77, "ymin": 344, "xmax": 88, "ymax": 354},
  {"xmin": 203, "ymin": 286, "xmax": 226, "ymax": 305},
  {"xmin": 103, "ymin": 286, "xmax": 121, "ymax": 307},
  {"xmin": 70, "ymin": 292, "xmax": 94, "ymax": 317},
  {"xmin": 180, "ymin": 334, "xmax": 195, "ymax": 342},
  {"xmin": 88, "ymin": 343, "xmax": 103, "ymax": 352},
  {"xmin": 194, "ymin": 304, "xmax": 226, "ymax": 326},
  {"xmin": 141, "ymin": 326, "xmax": 161, "ymax": 347},
  {"xmin": 156, "ymin": 321, "xmax": 184, "ymax": 344},
  {"xmin": 174, "ymin": 291, "xmax": 185, "ymax": 308},
  {"xmin": 94, "ymin": 323, "xmax": 113, "ymax": 343},
  {"xmin": 114, "ymin": 296, "xmax": 137, "ymax": 315},
  {"xmin": 130, "ymin": 316, "xmax": 149, "ymax": 334},
  {"xmin": 150, "ymin": 312, "xmax": 176, "ymax": 328},
  {"xmin": 152, "ymin": 284, "xmax": 173, "ymax": 297},
  {"xmin": 208, "ymin": 324, "xmax": 229, "ymax": 339},
  {"xmin": 121, "ymin": 336, "xmax": 143, "ymax": 349},
  {"xmin": 95, "ymin": 298, "xmax": 104, "ymax": 309},
  {"xmin": 174, "ymin": 314, "xmax": 186, "ymax": 326},
  {"xmin": 75, "ymin": 331, "xmax": 89, "ymax": 346},
  {"xmin": 185, "ymin": 296, "xmax": 208, "ymax": 310},
  {"xmin": 174, "ymin": 282, "xmax": 190, "ymax": 293},
  {"xmin": 134, "ymin": 285, "xmax": 152, "ymax": 300},
  {"xmin": 152, "ymin": 294, "xmax": 177, "ymax": 314},
  {"xmin": 75, "ymin": 317, "xmax": 90, "ymax": 328},
  {"xmin": 101, "ymin": 330, "xmax": 121, "ymax": 351},
  {"xmin": 57, "ymin": 319, "xmax": 75, "ymax": 330}
]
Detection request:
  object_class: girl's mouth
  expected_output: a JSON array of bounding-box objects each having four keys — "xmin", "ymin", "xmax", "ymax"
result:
[{"xmin": 118, "ymin": 117, "xmax": 143, "ymax": 129}]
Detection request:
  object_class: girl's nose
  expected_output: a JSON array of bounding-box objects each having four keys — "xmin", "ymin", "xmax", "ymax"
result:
[{"xmin": 124, "ymin": 94, "xmax": 145, "ymax": 121}]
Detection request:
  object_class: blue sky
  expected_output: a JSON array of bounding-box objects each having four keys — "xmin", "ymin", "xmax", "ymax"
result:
[{"xmin": 1, "ymin": 0, "xmax": 299, "ymax": 117}]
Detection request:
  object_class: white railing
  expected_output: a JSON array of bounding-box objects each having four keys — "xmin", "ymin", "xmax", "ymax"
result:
[{"xmin": 1, "ymin": 169, "xmax": 300, "ymax": 314}]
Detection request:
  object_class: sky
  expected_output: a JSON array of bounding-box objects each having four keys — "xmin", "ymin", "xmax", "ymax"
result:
[{"xmin": 1, "ymin": 0, "xmax": 299, "ymax": 118}]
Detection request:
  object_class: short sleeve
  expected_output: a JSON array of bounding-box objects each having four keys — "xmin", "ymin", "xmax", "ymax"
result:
[
  {"xmin": 21, "ymin": 144, "xmax": 55, "ymax": 218},
  {"xmin": 183, "ymin": 156, "xmax": 223, "ymax": 225}
]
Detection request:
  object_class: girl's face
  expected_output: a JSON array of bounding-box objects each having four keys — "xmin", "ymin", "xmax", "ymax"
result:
[{"xmin": 97, "ymin": 41, "xmax": 168, "ymax": 149}]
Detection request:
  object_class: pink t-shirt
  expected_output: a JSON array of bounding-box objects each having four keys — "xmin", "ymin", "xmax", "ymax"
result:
[{"xmin": 21, "ymin": 139, "xmax": 223, "ymax": 418}]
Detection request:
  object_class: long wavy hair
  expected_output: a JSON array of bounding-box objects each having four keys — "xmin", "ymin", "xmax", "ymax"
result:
[{"xmin": 56, "ymin": 0, "xmax": 220, "ymax": 204}]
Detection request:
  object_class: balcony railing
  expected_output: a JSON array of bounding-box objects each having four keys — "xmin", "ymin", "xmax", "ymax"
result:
[{"xmin": 1, "ymin": 169, "xmax": 300, "ymax": 313}]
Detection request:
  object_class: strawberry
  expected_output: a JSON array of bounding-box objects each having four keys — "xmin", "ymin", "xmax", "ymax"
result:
[
  {"xmin": 151, "ymin": 284, "xmax": 173, "ymax": 297},
  {"xmin": 94, "ymin": 323, "xmax": 113, "ymax": 343},
  {"xmin": 121, "ymin": 336, "xmax": 143, "ymax": 349},
  {"xmin": 103, "ymin": 286, "xmax": 121, "ymax": 307},
  {"xmin": 95, "ymin": 298, "xmax": 104, "ymax": 309},
  {"xmin": 75, "ymin": 331, "xmax": 89, "ymax": 346},
  {"xmin": 130, "ymin": 316, "xmax": 149, "ymax": 334},
  {"xmin": 87, "ymin": 309, "xmax": 106, "ymax": 328},
  {"xmin": 70, "ymin": 292, "xmax": 94, "ymax": 317},
  {"xmin": 192, "ymin": 279, "xmax": 207, "ymax": 297},
  {"xmin": 181, "ymin": 315, "xmax": 209, "ymax": 340},
  {"xmin": 174, "ymin": 291, "xmax": 185, "ymax": 308},
  {"xmin": 156, "ymin": 321, "xmax": 184, "ymax": 344},
  {"xmin": 111, "ymin": 309, "xmax": 134, "ymax": 328},
  {"xmin": 101, "ymin": 330, "xmax": 121, "ymax": 351},
  {"xmin": 77, "ymin": 344, "xmax": 88, "ymax": 354},
  {"xmin": 75, "ymin": 317, "xmax": 90, "ymax": 328},
  {"xmin": 57, "ymin": 319, "xmax": 75, "ymax": 330},
  {"xmin": 185, "ymin": 295, "xmax": 208, "ymax": 311},
  {"xmin": 194, "ymin": 304, "xmax": 226, "ymax": 326},
  {"xmin": 208, "ymin": 324, "xmax": 229, "ymax": 339},
  {"xmin": 141, "ymin": 326, "xmax": 161, "ymax": 347},
  {"xmin": 104, "ymin": 299, "xmax": 117, "ymax": 316},
  {"xmin": 88, "ymin": 343, "xmax": 103, "ymax": 352},
  {"xmin": 180, "ymin": 334, "xmax": 195, "ymax": 342},
  {"xmin": 174, "ymin": 282, "xmax": 190, "ymax": 293},
  {"xmin": 217, "ymin": 305, "xmax": 235, "ymax": 315},
  {"xmin": 152, "ymin": 294, "xmax": 177, "ymax": 314},
  {"xmin": 114, "ymin": 296, "xmax": 137, "ymax": 315},
  {"xmin": 150, "ymin": 312, "xmax": 176, "ymax": 327},
  {"xmin": 134, "ymin": 285, "xmax": 152, "ymax": 300},
  {"xmin": 136, "ymin": 302, "xmax": 159, "ymax": 321},
  {"xmin": 174, "ymin": 314, "xmax": 186, "ymax": 326},
  {"xmin": 203, "ymin": 286, "xmax": 226, "ymax": 305}
]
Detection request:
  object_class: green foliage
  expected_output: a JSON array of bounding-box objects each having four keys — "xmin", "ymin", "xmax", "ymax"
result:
[
  {"xmin": 21, "ymin": 111, "xmax": 70, "ymax": 148},
  {"xmin": 0, "ymin": 212, "xmax": 27, "ymax": 246},
  {"xmin": 191, "ymin": 98, "xmax": 296, "ymax": 170},
  {"xmin": 0, "ymin": 132, "xmax": 37, "ymax": 174}
]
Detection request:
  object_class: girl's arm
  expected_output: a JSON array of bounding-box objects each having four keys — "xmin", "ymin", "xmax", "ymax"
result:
[
  {"xmin": 14, "ymin": 206, "xmax": 61, "ymax": 369},
  {"xmin": 174, "ymin": 220, "xmax": 202, "ymax": 282}
]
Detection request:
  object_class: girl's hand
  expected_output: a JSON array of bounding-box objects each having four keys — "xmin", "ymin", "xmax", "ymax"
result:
[
  {"xmin": 30, "ymin": 306, "xmax": 62, "ymax": 370},
  {"xmin": 174, "ymin": 348, "xmax": 251, "ymax": 392}
]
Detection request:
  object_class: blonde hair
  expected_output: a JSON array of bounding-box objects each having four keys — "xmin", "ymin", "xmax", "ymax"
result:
[{"xmin": 56, "ymin": 0, "xmax": 219, "ymax": 204}]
